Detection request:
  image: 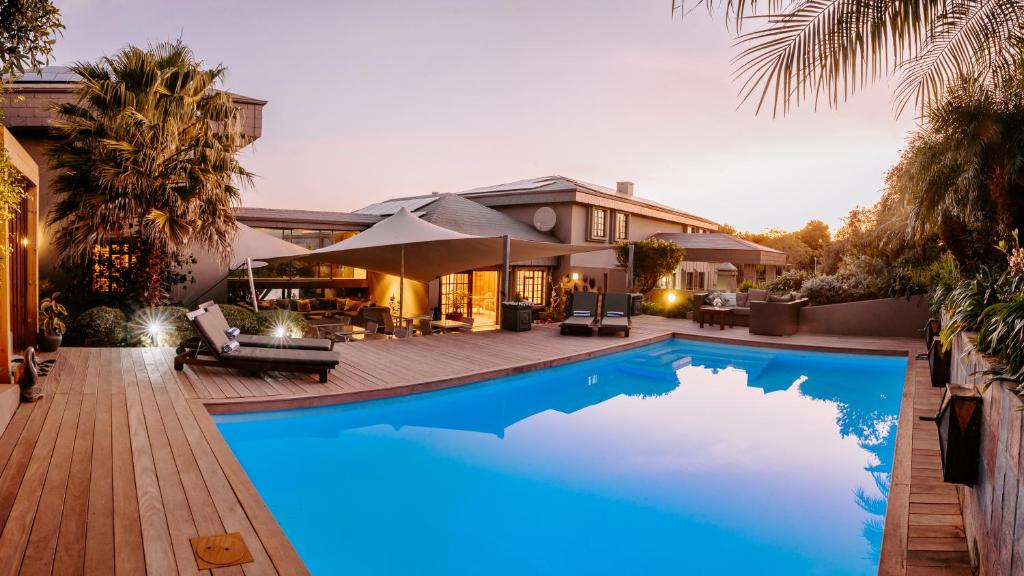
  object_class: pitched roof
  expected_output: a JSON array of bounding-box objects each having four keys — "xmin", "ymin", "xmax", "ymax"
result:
[
  {"xmin": 416, "ymin": 193, "xmax": 559, "ymax": 242},
  {"xmin": 653, "ymin": 233, "xmax": 786, "ymax": 266},
  {"xmin": 654, "ymin": 233, "xmax": 783, "ymax": 253}
]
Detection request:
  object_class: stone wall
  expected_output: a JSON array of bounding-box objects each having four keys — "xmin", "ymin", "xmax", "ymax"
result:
[{"xmin": 950, "ymin": 332, "xmax": 1024, "ymax": 574}]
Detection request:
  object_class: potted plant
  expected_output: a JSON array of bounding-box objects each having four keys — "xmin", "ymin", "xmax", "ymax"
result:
[
  {"xmin": 39, "ymin": 292, "xmax": 69, "ymax": 352},
  {"xmin": 501, "ymin": 294, "xmax": 534, "ymax": 332},
  {"xmin": 446, "ymin": 289, "xmax": 469, "ymax": 321}
]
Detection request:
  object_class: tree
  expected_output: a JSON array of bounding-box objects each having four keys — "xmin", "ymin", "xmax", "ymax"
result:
[
  {"xmin": 674, "ymin": 0, "xmax": 1024, "ymax": 115},
  {"xmin": 884, "ymin": 63, "xmax": 1024, "ymax": 269},
  {"xmin": 615, "ymin": 238, "xmax": 686, "ymax": 294},
  {"xmin": 48, "ymin": 41, "xmax": 252, "ymax": 307},
  {"xmin": 0, "ymin": 0, "xmax": 63, "ymax": 81},
  {"xmin": 796, "ymin": 220, "xmax": 831, "ymax": 254},
  {"xmin": 763, "ymin": 234, "xmax": 814, "ymax": 270}
]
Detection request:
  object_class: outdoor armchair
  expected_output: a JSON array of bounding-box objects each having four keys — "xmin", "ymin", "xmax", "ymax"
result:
[
  {"xmin": 560, "ymin": 291, "xmax": 598, "ymax": 336},
  {"xmin": 748, "ymin": 298, "xmax": 809, "ymax": 336}
]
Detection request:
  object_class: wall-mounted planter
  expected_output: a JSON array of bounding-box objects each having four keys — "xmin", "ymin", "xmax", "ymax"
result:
[{"xmin": 933, "ymin": 384, "xmax": 982, "ymax": 485}]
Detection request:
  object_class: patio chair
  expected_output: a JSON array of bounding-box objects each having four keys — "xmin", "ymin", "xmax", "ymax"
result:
[
  {"xmin": 175, "ymin": 308, "xmax": 339, "ymax": 383},
  {"xmin": 363, "ymin": 321, "xmax": 388, "ymax": 340},
  {"xmin": 418, "ymin": 318, "xmax": 440, "ymax": 336},
  {"xmin": 560, "ymin": 291, "xmax": 598, "ymax": 336},
  {"xmin": 197, "ymin": 302, "xmax": 334, "ymax": 351},
  {"xmin": 597, "ymin": 293, "xmax": 631, "ymax": 337}
]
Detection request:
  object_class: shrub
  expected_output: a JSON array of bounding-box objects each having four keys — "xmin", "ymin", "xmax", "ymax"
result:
[
  {"xmin": 765, "ymin": 269, "xmax": 811, "ymax": 293},
  {"xmin": 129, "ymin": 306, "xmax": 193, "ymax": 347},
  {"xmin": 68, "ymin": 306, "xmax": 128, "ymax": 346},
  {"xmin": 800, "ymin": 275, "xmax": 857, "ymax": 305},
  {"xmin": 256, "ymin": 309, "xmax": 310, "ymax": 337},
  {"xmin": 218, "ymin": 304, "xmax": 261, "ymax": 334},
  {"xmin": 737, "ymin": 280, "xmax": 755, "ymax": 292},
  {"xmin": 976, "ymin": 296, "xmax": 1024, "ymax": 387},
  {"xmin": 642, "ymin": 292, "xmax": 693, "ymax": 319}
]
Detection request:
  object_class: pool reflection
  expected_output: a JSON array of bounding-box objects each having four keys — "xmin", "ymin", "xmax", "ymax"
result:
[{"xmin": 217, "ymin": 338, "xmax": 905, "ymax": 576}]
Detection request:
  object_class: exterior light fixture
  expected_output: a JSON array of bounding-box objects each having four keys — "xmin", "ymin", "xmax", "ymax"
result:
[
  {"xmin": 20, "ymin": 236, "xmax": 28, "ymax": 248},
  {"xmin": 273, "ymin": 325, "xmax": 287, "ymax": 338},
  {"xmin": 571, "ymin": 272, "xmax": 580, "ymax": 282},
  {"xmin": 667, "ymin": 292, "xmax": 678, "ymax": 303}
]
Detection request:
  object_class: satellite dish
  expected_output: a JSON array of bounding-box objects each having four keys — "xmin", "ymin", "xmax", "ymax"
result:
[{"xmin": 533, "ymin": 207, "xmax": 556, "ymax": 232}]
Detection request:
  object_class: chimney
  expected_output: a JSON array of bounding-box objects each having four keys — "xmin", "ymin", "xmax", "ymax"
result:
[{"xmin": 616, "ymin": 181, "xmax": 634, "ymax": 197}]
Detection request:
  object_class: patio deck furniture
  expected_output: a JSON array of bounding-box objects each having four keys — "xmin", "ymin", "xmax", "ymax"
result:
[
  {"xmin": 418, "ymin": 318, "xmax": 440, "ymax": 336},
  {"xmin": 316, "ymin": 323, "xmax": 368, "ymax": 343},
  {"xmin": 432, "ymin": 319, "xmax": 471, "ymax": 333},
  {"xmin": 699, "ymin": 306, "xmax": 735, "ymax": 330},
  {"xmin": 748, "ymin": 297, "xmax": 809, "ymax": 336},
  {"xmin": 561, "ymin": 291, "xmax": 598, "ymax": 336},
  {"xmin": 176, "ymin": 308, "xmax": 340, "ymax": 383},
  {"xmin": 198, "ymin": 302, "xmax": 335, "ymax": 351},
  {"xmin": 597, "ymin": 293, "xmax": 631, "ymax": 337}
]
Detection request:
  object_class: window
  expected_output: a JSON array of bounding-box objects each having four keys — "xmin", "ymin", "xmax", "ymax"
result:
[
  {"xmin": 614, "ymin": 212, "xmax": 629, "ymax": 241},
  {"xmin": 440, "ymin": 273, "xmax": 470, "ymax": 316},
  {"xmin": 90, "ymin": 242, "xmax": 136, "ymax": 293},
  {"xmin": 697, "ymin": 271, "xmax": 706, "ymax": 290},
  {"xmin": 589, "ymin": 207, "xmax": 608, "ymax": 240},
  {"xmin": 657, "ymin": 273, "xmax": 676, "ymax": 289},
  {"xmin": 515, "ymin": 268, "xmax": 548, "ymax": 305},
  {"xmin": 756, "ymin": 265, "xmax": 767, "ymax": 284},
  {"xmin": 685, "ymin": 271, "xmax": 695, "ymax": 290},
  {"xmin": 250, "ymin": 228, "xmax": 366, "ymax": 280}
]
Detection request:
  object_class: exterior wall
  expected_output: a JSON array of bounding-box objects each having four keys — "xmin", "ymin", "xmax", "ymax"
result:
[
  {"xmin": 368, "ymin": 272, "xmax": 429, "ymax": 317},
  {"xmin": 11, "ymin": 136, "xmax": 60, "ymax": 285},
  {"xmin": 797, "ymin": 295, "xmax": 929, "ymax": 337},
  {"xmin": 950, "ymin": 332, "xmax": 1024, "ymax": 575}
]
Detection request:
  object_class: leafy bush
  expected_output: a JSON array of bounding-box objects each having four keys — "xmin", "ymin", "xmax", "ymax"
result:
[
  {"xmin": 256, "ymin": 309, "xmax": 310, "ymax": 337},
  {"xmin": 976, "ymin": 296, "xmax": 1024, "ymax": 387},
  {"xmin": 765, "ymin": 269, "xmax": 811, "ymax": 293},
  {"xmin": 641, "ymin": 293, "xmax": 693, "ymax": 319},
  {"xmin": 129, "ymin": 306, "xmax": 193, "ymax": 347},
  {"xmin": 799, "ymin": 274, "xmax": 867, "ymax": 305},
  {"xmin": 68, "ymin": 306, "xmax": 128, "ymax": 346},
  {"xmin": 737, "ymin": 280, "xmax": 755, "ymax": 293},
  {"xmin": 218, "ymin": 304, "xmax": 261, "ymax": 334}
]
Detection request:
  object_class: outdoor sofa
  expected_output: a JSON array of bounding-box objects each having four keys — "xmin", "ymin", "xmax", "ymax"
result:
[
  {"xmin": 175, "ymin": 308, "xmax": 340, "ymax": 383},
  {"xmin": 693, "ymin": 289, "xmax": 808, "ymax": 335}
]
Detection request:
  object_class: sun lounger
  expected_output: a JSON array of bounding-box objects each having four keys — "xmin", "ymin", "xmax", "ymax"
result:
[
  {"xmin": 174, "ymin": 308, "xmax": 339, "ymax": 383},
  {"xmin": 197, "ymin": 302, "xmax": 334, "ymax": 351},
  {"xmin": 561, "ymin": 291, "xmax": 598, "ymax": 336},
  {"xmin": 597, "ymin": 293, "xmax": 631, "ymax": 337}
]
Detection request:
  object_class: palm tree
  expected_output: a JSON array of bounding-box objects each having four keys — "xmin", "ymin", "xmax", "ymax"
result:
[
  {"xmin": 48, "ymin": 41, "xmax": 252, "ymax": 306},
  {"xmin": 882, "ymin": 65, "xmax": 1024, "ymax": 267},
  {"xmin": 674, "ymin": 0, "xmax": 1024, "ymax": 115}
]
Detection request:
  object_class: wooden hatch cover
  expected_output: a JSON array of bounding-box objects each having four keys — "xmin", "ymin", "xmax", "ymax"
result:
[{"xmin": 190, "ymin": 532, "xmax": 254, "ymax": 570}]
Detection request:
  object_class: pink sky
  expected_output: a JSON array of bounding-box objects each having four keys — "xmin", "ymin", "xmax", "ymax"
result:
[{"xmin": 53, "ymin": 0, "xmax": 915, "ymax": 232}]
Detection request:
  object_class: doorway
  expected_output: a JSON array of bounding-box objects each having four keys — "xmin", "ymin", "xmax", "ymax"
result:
[{"xmin": 471, "ymin": 271, "xmax": 498, "ymax": 326}]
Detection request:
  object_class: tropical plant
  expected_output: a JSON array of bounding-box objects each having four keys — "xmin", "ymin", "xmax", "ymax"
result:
[
  {"xmin": 38, "ymin": 291, "xmax": 67, "ymax": 335},
  {"xmin": 939, "ymin": 265, "xmax": 1022, "ymax": 344},
  {"xmin": 0, "ymin": 0, "xmax": 63, "ymax": 81},
  {"xmin": 975, "ymin": 296, "xmax": 1024, "ymax": 387},
  {"xmin": 47, "ymin": 41, "xmax": 252, "ymax": 307},
  {"xmin": 737, "ymin": 279, "xmax": 755, "ymax": 292},
  {"xmin": 67, "ymin": 306, "xmax": 128, "ymax": 346},
  {"xmin": 884, "ymin": 67, "xmax": 1024, "ymax": 268},
  {"xmin": 675, "ymin": 0, "xmax": 1024, "ymax": 115},
  {"xmin": 614, "ymin": 238, "xmax": 686, "ymax": 294}
]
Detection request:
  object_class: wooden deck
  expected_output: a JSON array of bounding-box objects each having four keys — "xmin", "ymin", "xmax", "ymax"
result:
[{"xmin": 0, "ymin": 317, "xmax": 968, "ymax": 574}]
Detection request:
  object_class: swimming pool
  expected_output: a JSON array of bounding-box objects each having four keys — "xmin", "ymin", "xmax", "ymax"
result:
[{"xmin": 216, "ymin": 338, "xmax": 906, "ymax": 575}]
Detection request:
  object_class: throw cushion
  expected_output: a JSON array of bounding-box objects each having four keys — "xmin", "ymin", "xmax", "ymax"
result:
[
  {"xmin": 748, "ymin": 288, "xmax": 768, "ymax": 302},
  {"xmin": 768, "ymin": 293, "xmax": 793, "ymax": 303},
  {"xmin": 297, "ymin": 299, "xmax": 313, "ymax": 313},
  {"xmin": 736, "ymin": 292, "xmax": 750, "ymax": 307},
  {"xmin": 573, "ymin": 310, "xmax": 592, "ymax": 317}
]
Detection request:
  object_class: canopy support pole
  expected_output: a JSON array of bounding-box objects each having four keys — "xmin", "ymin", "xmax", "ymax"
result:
[
  {"xmin": 399, "ymin": 246, "xmax": 405, "ymax": 321},
  {"xmin": 246, "ymin": 258, "xmax": 259, "ymax": 312},
  {"xmin": 500, "ymin": 235, "xmax": 511, "ymax": 325},
  {"xmin": 626, "ymin": 244, "xmax": 635, "ymax": 292}
]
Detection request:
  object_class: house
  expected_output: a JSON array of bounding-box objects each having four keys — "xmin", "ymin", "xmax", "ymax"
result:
[
  {"xmin": 1, "ymin": 66, "xmax": 267, "ymax": 300},
  {"xmin": 652, "ymin": 232, "xmax": 787, "ymax": 291}
]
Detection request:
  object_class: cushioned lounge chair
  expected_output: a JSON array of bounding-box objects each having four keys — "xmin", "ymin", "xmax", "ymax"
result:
[
  {"xmin": 175, "ymin": 308, "xmax": 339, "ymax": 383},
  {"xmin": 561, "ymin": 291, "xmax": 598, "ymax": 336},
  {"xmin": 598, "ymin": 293, "xmax": 631, "ymax": 337},
  {"xmin": 197, "ymin": 302, "xmax": 334, "ymax": 351}
]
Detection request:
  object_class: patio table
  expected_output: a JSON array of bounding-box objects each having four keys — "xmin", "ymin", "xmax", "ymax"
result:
[
  {"xmin": 431, "ymin": 319, "xmax": 471, "ymax": 333},
  {"xmin": 699, "ymin": 306, "xmax": 735, "ymax": 330},
  {"xmin": 317, "ymin": 324, "xmax": 368, "ymax": 343}
]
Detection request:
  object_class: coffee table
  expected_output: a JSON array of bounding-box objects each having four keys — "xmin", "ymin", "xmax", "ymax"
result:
[
  {"xmin": 431, "ymin": 319, "xmax": 470, "ymax": 333},
  {"xmin": 317, "ymin": 324, "xmax": 368, "ymax": 343},
  {"xmin": 699, "ymin": 306, "xmax": 735, "ymax": 330}
]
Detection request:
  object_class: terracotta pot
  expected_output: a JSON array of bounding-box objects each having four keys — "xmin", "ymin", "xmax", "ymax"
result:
[
  {"xmin": 38, "ymin": 332, "xmax": 62, "ymax": 352},
  {"xmin": 446, "ymin": 312, "xmax": 465, "ymax": 321}
]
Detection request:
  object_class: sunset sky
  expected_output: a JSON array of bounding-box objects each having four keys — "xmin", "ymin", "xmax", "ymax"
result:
[{"xmin": 53, "ymin": 0, "xmax": 916, "ymax": 232}]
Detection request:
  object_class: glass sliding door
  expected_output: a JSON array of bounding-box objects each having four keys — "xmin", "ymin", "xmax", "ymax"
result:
[{"xmin": 471, "ymin": 271, "xmax": 498, "ymax": 326}]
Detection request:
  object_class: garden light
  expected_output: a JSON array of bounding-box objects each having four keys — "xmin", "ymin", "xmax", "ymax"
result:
[
  {"xmin": 666, "ymin": 292, "xmax": 678, "ymax": 304},
  {"xmin": 273, "ymin": 325, "xmax": 287, "ymax": 338}
]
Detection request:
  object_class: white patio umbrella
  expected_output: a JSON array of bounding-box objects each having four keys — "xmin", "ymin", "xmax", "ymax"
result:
[
  {"xmin": 190, "ymin": 223, "xmax": 310, "ymax": 309},
  {"xmin": 261, "ymin": 207, "xmax": 609, "ymax": 319}
]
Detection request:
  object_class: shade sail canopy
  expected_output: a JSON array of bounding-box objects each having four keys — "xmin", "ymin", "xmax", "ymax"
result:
[
  {"xmin": 261, "ymin": 207, "xmax": 609, "ymax": 282},
  {"xmin": 230, "ymin": 222, "xmax": 310, "ymax": 269}
]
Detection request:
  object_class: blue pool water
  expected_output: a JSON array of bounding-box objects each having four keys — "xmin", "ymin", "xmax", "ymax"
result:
[{"xmin": 216, "ymin": 338, "xmax": 906, "ymax": 575}]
